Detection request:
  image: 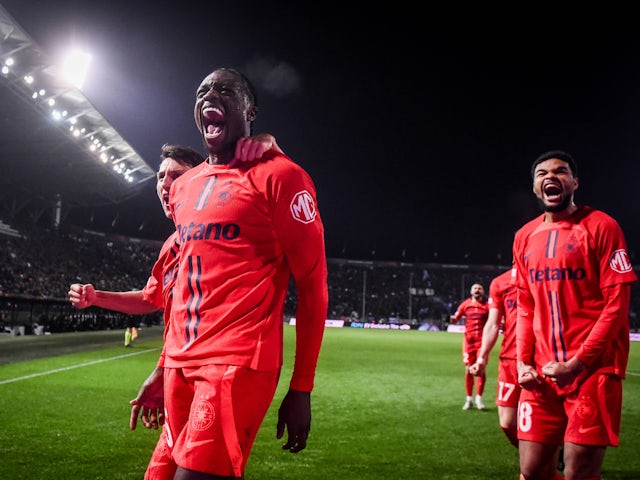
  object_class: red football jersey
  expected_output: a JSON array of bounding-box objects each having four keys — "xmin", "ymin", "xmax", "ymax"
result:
[
  {"xmin": 142, "ymin": 231, "xmax": 180, "ymax": 368},
  {"xmin": 142, "ymin": 231, "xmax": 180, "ymax": 313},
  {"xmin": 488, "ymin": 269, "xmax": 518, "ymax": 360},
  {"xmin": 452, "ymin": 296, "xmax": 489, "ymax": 342},
  {"xmin": 166, "ymin": 152, "xmax": 328, "ymax": 392},
  {"xmin": 513, "ymin": 206, "xmax": 637, "ymax": 378}
]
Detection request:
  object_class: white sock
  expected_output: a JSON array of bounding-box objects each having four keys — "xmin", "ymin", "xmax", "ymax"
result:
[
  {"xmin": 466, "ymin": 396, "xmax": 473, "ymax": 402},
  {"xmin": 475, "ymin": 395, "xmax": 482, "ymax": 403}
]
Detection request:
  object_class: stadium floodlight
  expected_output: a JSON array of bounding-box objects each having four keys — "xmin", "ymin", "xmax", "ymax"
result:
[{"xmin": 62, "ymin": 48, "xmax": 91, "ymax": 90}]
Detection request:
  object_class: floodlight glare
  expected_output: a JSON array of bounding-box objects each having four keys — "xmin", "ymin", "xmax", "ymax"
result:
[{"xmin": 62, "ymin": 49, "xmax": 92, "ymax": 89}]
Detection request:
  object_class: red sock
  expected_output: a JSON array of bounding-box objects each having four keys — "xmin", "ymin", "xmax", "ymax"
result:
[
  {"xmin": 476, "ymin": 373, "xmax": 486, "ymax": 396},
  {"xmin": 465, "ymin": 372, "xmax": 474, "ymax": 396}
]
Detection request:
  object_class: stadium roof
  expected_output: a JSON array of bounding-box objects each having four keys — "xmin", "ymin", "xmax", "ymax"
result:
[{"xmin": 0, "ymin": 4, "xmax": 155, "ymax": 224}]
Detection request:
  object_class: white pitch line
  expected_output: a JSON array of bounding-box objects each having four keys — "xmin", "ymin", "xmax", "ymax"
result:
[{"xmin": 0, "ymin": 348, "xmax": 160, "ymax": 385}]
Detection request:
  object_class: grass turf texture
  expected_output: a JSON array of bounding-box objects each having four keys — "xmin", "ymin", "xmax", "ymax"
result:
[{"xmin": 0, "ymin": 326, "xmax": 638, "ymax": 479}]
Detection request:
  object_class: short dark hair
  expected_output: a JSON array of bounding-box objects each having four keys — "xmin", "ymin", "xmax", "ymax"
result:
[
  {"xmin": 160, "ymin": 144, "xmax": 204, "ymax": 168},
  {"xmin": 221, "ymin": 67, "xmax": 258, "ymax": 108},
  {"xmin": 530, "ymin": 150, "xmax": 578, "ymax": 179}
]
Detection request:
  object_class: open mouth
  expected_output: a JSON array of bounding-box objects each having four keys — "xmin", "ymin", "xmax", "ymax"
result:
[
  {"xmin": 543, "ymin": 182, "xmax": 563, "ymax": 202},
  {"xmin": 203, "ymin": 106, "xmax": 224, "ymax": 139}
]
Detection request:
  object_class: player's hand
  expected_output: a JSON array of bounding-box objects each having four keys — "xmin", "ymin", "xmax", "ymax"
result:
[
  {"xmin": 276, "ymin": 389, "xmax": 311, "ymax": 453},
  {"xmin": 68, "ymin": 283, "xmax": 96, "ymax": 309},
  {"xmin": 517, "ymin": 361, "xmax": 542, "ymax": 391},
  {"xmin": 541, "ymin": 359, "xmax": 585, "ymax": 389},
  {"xmin": 468, "ymin": 358, "xmax": 485, "ymax": 376},
  {"xmin": 230, "ymin": 133, "xmax": 283, "ymax": 167},
  {"xmin": 130, "ymin": 367, "xmax": 164, "ymax": 430}
]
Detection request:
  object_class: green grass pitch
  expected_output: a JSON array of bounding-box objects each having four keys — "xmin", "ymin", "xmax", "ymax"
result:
[{"xmin": 0, "ymin": 326, "xmax": 638, "ymax": 479}]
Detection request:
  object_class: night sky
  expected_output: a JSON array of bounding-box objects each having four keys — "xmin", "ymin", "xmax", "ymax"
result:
[{"xmin": 2, "ymin": 1, "xmax": 639, "ymax": 264}]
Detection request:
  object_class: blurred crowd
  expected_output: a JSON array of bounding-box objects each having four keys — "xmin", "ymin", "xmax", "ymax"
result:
[{"xmin": 1, "ymin": 226, "xmax": 638, "ymax": 334}]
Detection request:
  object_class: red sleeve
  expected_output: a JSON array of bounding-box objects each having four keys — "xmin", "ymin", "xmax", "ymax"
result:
[
  {"xmin": 488, "ymin": 276, "xmax": 505, "ymax": 318},
  {"xmin": 287, "ymin": 237, "xmax": 328, "ymax": 391},
  {"xmin": 270, "ymin": 157, "xmax": 328, "ymax": 392},
  {"xmin": 575, "ymin": 283, "xmax": 630, "ymax": 367},
  {"xmin": 451, "ymin": 300, "xmax": 466, "ymax": 322},
  {"xmin": 514, "ymin": 230, "xmax": 535, "ymax": 364},
  {"xmin": 142, "ymin": 234, "xmax": 176, "ymax": 309}
]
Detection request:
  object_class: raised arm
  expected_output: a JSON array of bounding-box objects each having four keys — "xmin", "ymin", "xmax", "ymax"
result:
[{"xmin": 68, "ymin": 283, "xmax": 160, "ymax": 315}]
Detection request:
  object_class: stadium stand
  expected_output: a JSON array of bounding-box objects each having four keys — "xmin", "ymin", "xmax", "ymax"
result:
[
  {"xmin": 0, "ymin": 220, "xmax": 20, "ymax": 238},
  {"xmin": 0, "ymin": 223, "xmax": 638, "ymax": 336}
]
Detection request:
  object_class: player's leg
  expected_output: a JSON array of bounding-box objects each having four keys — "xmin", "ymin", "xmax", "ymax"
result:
[
  {"xmin": 466, "ymin": 349, "xmax": 485, "ymax": 409},
  {"xmin": 519, "ymin": 440, "xmax": 562, "ymax": 480},
  {"xmin": 561, "ymin": 443, "xmax": 605, "ymax": 480},
  {"xmin": 497, "ymin": 359, "xmax": 520, "ymax": 447},
  {"xmin": 518, "ymin": 381, "xmax": 565, "ymax": 479},
  {"xmin": 475, "ymin": 370, "xmax": 486, "ymax": 410},
  {"xmin": 462, "ymin": 349, "xmax": 474, "ymax": 410},
  {"xmin": 498, "ymin": 406, "xmax": 518, "ymax": 447},
  {"xmin": 562, "ymin": 373, "xmax": 622, "ymax": 480}
]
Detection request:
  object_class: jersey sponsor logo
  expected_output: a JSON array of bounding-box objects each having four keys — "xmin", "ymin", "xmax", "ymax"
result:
[
  {"xmin": 290, "ymin": 190, "xmax": 316, "ymax": 224},
  {"xmin": 609, "ymin": 249, "xmax": 633, "ymax": 273},
  {"xmin": 528, "ymin": 266, "xmax": 586, "ymax": 283},
  {"xmin": 177, "ymin": 222, "xmax": 240, "ymax": 243}
]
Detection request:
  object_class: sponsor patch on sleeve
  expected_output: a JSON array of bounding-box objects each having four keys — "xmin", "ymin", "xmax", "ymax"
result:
[
  {"xmin": 609, "ymin": 249, "xmax": 633, "ymax": 273},
  {"xmin": 290, "ymin": 190, "xmax": 317, "ymax": 224}
]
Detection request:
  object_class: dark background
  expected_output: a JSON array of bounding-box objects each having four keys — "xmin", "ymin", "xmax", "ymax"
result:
[{"xmin": 2, "ymin": 1, "xmax": 639, "ymax": 264}]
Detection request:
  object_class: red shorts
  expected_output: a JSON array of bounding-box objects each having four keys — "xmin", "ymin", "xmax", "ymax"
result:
[
  {"xmin": 144, "ymin": 429, "xmax": 176, "ymax": 480},
  {"xmin": 151, "ymin": 364, "xmax": 279, "ymax": 478},
  {"xmin": 462, "ymin": 336, "xmax": 481, "ymax": 365},
  {"xmin": 496, "ymin": 358, "xmax": 520, "ymax": 408},
  {"xmin": 517, "ymin": 372, "xmax": 622, "ymax": 447}
]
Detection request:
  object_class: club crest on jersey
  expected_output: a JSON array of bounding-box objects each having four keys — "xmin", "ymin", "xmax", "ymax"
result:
[
  {"xmin": 191, "ymin": 399, "xmax": 215, "ymax": 431},
  {"xmin": 609, "ymin": 249, "xmax": 633, "ymax": 273},
  {"xmin": 290, "ymin": 190, "xmax": 316, "ymax": 224},
  {"xmin": 214, "ymin": 181, "xmax": 235, "ymax": 207}
]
